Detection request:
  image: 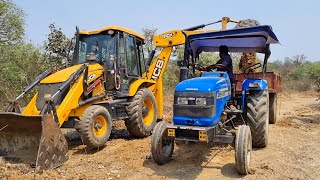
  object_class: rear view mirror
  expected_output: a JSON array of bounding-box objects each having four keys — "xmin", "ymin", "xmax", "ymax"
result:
[{"xmin": 177, "ymin": 60, "xmax": 187, "ymax": 67}]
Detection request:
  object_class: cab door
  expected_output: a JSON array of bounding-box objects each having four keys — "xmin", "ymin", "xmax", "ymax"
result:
[{"xmin": 117, "ymin": 33, "xmax": 145, "ymax": 92}]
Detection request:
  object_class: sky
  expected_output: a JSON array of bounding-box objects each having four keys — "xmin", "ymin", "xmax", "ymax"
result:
[{"xmin": 14, "ymin": 0, "xmax": 320, "ymax": 61}]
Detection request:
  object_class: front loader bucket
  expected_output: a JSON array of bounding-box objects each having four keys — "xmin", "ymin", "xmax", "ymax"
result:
[{"xmin": 0, "ymin": 113, "xmax": 68, "ymax": 170}]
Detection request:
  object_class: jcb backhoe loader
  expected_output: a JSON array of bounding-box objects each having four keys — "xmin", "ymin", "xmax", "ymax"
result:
[{"xmin": 0, "ymin": 26, "xmax": 173, "ymax": 170}]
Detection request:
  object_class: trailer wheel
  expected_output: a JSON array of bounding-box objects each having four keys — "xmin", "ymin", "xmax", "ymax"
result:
[
  {"xmin": 269, "ymin": 93, "xmax": 277, "ymax": 124},
  {"xmin": 151, "ymin": 121, "xmax": 174, "ymax": 165},
  {"xmin": 246, "ymin": 90, "xmax": 269, "ymax": 148},
  {"xmin": 126, "ymin": 88, "xmax": 157, "ymax": 138},
  {"xmin": 235, "ymin": 125, "xmax": 252, "ymax": 175},
  {"xmin": 79, "ymin": 105, "xmax": 112, "ymax": 149}
]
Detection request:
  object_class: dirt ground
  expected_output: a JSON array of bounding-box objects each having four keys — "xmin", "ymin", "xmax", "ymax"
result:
[{"xmin": 1, "ymin": 92, "xmax": 320, "ymax": 180}]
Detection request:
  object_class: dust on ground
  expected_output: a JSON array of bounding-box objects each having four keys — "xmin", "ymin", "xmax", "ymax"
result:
[{"xmin": 1, "ymin": 92, "xmax": 320, "ymax": 180}]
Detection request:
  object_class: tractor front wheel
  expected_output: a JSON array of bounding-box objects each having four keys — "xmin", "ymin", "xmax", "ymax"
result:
[
  {"xmin": 246, "ymin": 90, "xmax": 269, "ymax": 148},
  {"xmin": 79, "ymin": 105, "xmax": 112, "ymax": 149},
  {"xmin": 151, "ymin": 121, "xmax": 174, "ymax": 165},
  {"xmin": 126, "ymin": 88, "xmax": 157, "ymax": 138},
  {"xmin": 235, "ymin": 125, "xmax": 252, "ymax": 175}
]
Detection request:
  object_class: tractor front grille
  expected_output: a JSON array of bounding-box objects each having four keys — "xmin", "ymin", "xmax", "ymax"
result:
[
  {"xmin": 173, "ymin": 91, "xmax": 216, "ymax": 118},
  {"xmin": 173, "ymin": 105, "xmax": 215, "ymax": 118}
]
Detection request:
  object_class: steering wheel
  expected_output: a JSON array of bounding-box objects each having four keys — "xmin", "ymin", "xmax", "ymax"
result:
[
  {"xmin": 208, "ymin": 63, "xmax": 231, "ymax": 72},
  {"xmin": 242, "ymin": 63, "xmax": 262, "ymax": 78}
]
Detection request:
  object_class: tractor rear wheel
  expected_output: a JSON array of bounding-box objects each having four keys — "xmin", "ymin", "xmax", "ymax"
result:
[
  {"xmin": 246, "ymin": 90, "xmax": 269, "ymax": 148},
  {"xmin": 151, "ymin": 121, "xmax": 174, "ymax": 165},
  {"xmin": 269, "ymin": 93, "xmax": 277, "ymax": 124},
  {"xmin": 79, "ymin": 105, "xmax": 112, "ymax": 149},
  {"xmin": 235, "ymin": 125, "xmax": 252, "ymax": 175},
  {"xmin": 126, "ymin": 88, "xmax": 157, "ymax": 138}
]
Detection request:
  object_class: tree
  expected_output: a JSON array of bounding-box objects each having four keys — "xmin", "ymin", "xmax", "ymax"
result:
[
  {"xmin": 0, "ymin": 0, "xmax": 24, "ymax": 45},
  {"xmin": 0, "ymin": 0, "xmax": 44, "ymax": 106},
  {"xmin": 44, "ymin": 23, "xmax": 74, "ymax": 69},
  {"xmin": 142, "ymin": 27, "xmax": 157, "ymax": 54},
  {"xmin": 290, "ymin": 54, "xmax": 307, "ymax": 66}
]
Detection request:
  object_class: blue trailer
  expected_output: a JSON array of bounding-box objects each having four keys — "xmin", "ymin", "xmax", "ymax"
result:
[{"xmin": 151, "ymin": 25, "xmax": 279, "ymax": 175}]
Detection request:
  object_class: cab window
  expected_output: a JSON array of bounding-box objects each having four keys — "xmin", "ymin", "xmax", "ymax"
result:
[
  {"xmin": 125, "ymin": 36, "xmax": 139, "ymax": 76},
  {"xmin": 137, "ymin": 40, "xmax": 146, "ymax": 75}
]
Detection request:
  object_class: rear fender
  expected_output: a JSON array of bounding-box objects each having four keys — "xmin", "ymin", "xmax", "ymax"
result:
[{"xmin": 128, "ymin": 79, "xmax": 156, "ymax": 96}]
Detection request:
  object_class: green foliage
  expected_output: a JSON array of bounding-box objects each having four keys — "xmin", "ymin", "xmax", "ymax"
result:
[
  {"xmin": 0, "ymin": 0, "xmax": 45, "ymax": 106},
  {"xmin": 267, "ymin": 55, "xmax": 320, "ymax": 92},
  {"xmin": 0, "ymin": 0, "xmax": 24, "ymax": 45},
  {"xmin": 162, "ymin": 52, "xmax": 220, "ymax": 90},
  {"xmin": 142, "ymin": 27, "xmax": 157, "ymax": 54},
  {"xmin": 44, "ymin": 23, "xmax": 74, "ymax": 69},
  {"xmin": 163, "ymin": 60, "xmax": 180, "ymax": 88},
  {"xmin": 0, "ymin": 42, "xmax": 44, "ymax": 105},
  {"xmin": 198, "ymin": 52, "xmax": 220, "ymax": 66}
]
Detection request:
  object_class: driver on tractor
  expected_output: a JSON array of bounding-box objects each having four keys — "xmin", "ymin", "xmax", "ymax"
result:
[{"xmin": 197, "ymin": 45, "xmax": 235, "ymax": 92}]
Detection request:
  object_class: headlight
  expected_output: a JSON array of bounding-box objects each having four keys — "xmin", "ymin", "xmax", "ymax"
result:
[
  {"xmin": 177, "ymin": 97, "xmax": 188, "ymax": 104},
  {"xmin": 196, "ymin": 98, "xmax": 206, "ymax": 105}
]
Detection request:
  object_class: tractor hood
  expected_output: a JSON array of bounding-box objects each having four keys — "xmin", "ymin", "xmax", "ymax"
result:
[
  {"xmin": 40, "ymin": 64, "xmax": 103, "ymax": 84},
  {"xmin": 175, "ymin": 72, "xmax": 230, "ymax": 93}
]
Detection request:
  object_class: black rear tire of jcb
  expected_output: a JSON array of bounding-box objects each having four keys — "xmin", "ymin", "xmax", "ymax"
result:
[
  {"xmin": 246, "ymin": 90, "xmax": 269, "ymax": 148},
  {"xmin": 79, "ymin": 105, "xmax": 112, "ymax": 150},
  {"xmin": 151, "ymin": 121, "xmax": 174, "ymax": 165},
  {"xmin": 126, "ymin": 88, "xmax": 157, "ymax": 138},
  {"xmin": 269, "ymin": 93, "xmax": 277, "ymax": 124},
  {"xmin": 235, "ymin": 125, "xmax": 252, "ymax": 175}
]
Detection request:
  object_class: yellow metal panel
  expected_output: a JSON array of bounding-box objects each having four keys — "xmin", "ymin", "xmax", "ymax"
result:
[
  {"xmin": 147, "ymin": 47, "xmax": 173, "ymax": 81},
  {"xmin": 92, "ymin": 80, "xmax": 104, "ymax": 96},
  {"xmin": 70, "ymin": 102, "xmax": 93, "ymax": 118},
  {"xmin": 41, "ymin": 64, "xmax": 82, "ymax": 83},
  {"xmin": 86, "ymin": 65, "xmax": 104, "ymax": 84},
  {"xmin": 153, "ymin": 30, "xmax": 186, "ymax": 47},
  {"xmin": 40, "ymin": 64, "xmax": 103, "ymax": 84},
  {"xmin": 145, "ymin": 47, "xmax": 173, "ymax": 119},
  {"xmin": 22, "ymin": 93, "xmax": 40, "ymax": 115},
  {"xmin": 56, "ymin": 75, "xmax": 85, "ymax": 126},
  {"xmin": 128, "ymin": 79, "xmax": 156, "ymax": 97},
  {"xmin": 80, "ymin": 25, "xmax": 145, "ymax": 40},
  {"xmin": 154, "ymin": 79, "xmax": 163, "ymax": 119},
  {"xmin": 153, "ymin": 30, "xmax": 218, "ymax": 47}
]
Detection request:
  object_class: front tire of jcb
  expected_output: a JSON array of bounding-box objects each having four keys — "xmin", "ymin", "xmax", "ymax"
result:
[
  {"xmin": 151, "ymin": 121, "xmax": 174, "ymax": 165},
  {"xmin": 235, "ymin": 125, "xmax": 252, "ymax": 175},
  {"xmin": 79, "ymin": 105, "xmax": 112, "ymax": 150},
  {"xmin": 246, "ymin": 90, "xmax": 269, "ymax": 148},
  {"xmin": 126, "ymin": 88, "xmax": 157, "ymax": 138},
  {"xmin": 269, "ymin": 93, "xmax": 277, "ymax": 124}
]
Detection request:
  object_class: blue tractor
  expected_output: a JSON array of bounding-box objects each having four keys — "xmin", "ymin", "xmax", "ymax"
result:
[{"xmin": 151, "ymin": 25, "xmax": 279, "ymax": 175}]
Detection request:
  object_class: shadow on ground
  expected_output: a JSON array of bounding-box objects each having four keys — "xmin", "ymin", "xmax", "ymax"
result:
[
  {"xmin": 143, "ymin": 142, "xmax": 245, "ymax": 179},
  {"xmin": 63, "ymin": 124, "xmax": 134, "ymax": 155}
]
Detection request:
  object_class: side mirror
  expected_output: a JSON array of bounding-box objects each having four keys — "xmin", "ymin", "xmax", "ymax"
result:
[
  {"xmin": 177, "ymin": 60, "xmax": 187, "ymax": 67},
  {"xmin": 180, "ymin": 67, "xmax": 189, "ymax": 82}
]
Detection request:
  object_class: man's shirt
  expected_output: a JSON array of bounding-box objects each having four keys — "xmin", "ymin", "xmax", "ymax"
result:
[{"xmin": 215, "ymin": 54, "xmax": 235, "ymax": 84}]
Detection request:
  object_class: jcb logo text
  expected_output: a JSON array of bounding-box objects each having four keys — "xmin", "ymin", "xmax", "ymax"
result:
[{"xmin": 151, "ymin": 59, "xmax": 164, "ymax": 80}]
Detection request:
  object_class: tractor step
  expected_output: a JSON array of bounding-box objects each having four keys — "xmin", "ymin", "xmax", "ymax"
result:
[{"xmin": 225, "ymin": 109, "xmax": 243, "ymax": 115}]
